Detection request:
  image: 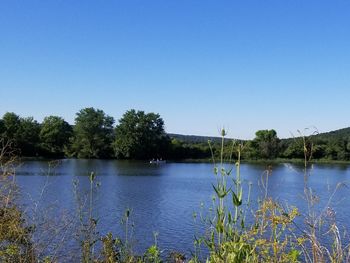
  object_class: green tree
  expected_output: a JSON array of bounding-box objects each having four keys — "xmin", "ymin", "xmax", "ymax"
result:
[
  {"xmin": 39, "ymin": 116, "xmax": 73, "ymax": 156},
  {"xmin": 243, "ymin": 140, "xmax": 259, "ymax": 160},
  {"xmin": 17, "ymin": 117, "xmax": 41, "ymax": 156},
  {"xmin": 283, "ymin": 140, "xmax": 304, "ymax": 159},
  {"xmin": 114, "ymin": 109, "xmax": 170, "ymax": 159},
  {"xmin": 1, "ymin": 113, "xmax": 40, "ymax": 156},
  {"xmin": 69, "ymin": 108, "xmax": 115, "ymax": 158},
  {"xmin": 252, "ymin": 129, "xmax": 280, "ymax": 159},
  {"xmin": 1, "ymin": 112, "xmax": 21, "ymax": 142},
  {"xmin": 324, "ymin": 138, "xmax": 348, "ymax": 160},
  {"xmin": 0, "ymin": 119, "xmax": 4, "ymax": 135}
]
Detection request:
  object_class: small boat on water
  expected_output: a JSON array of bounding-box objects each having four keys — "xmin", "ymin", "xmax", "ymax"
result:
[{"xmin": 149, "ymin": 159, "xmax": 166, "ymax": 164}]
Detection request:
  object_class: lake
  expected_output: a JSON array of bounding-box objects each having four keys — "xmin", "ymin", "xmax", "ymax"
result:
[{"xmin": 13, "ymin": 159, "xmax": 350, "ymax": 260}]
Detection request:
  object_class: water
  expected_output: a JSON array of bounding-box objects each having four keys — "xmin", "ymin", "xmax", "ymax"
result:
[{"xmin": 13, "ymin": 160, "xmax": 350, "ymax": 259}]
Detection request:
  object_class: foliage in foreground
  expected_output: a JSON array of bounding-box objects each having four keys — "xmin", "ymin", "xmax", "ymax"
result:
[
  {"xmin": 196, "ymin": 129, "xmax": 350, "ymax": 263},
  {"xmin": 0, "ymin": 141, "xmax": 35, "ymax": 262}
]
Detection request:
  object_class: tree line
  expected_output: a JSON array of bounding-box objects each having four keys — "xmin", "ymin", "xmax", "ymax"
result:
[
  {"xmin": 0, "ymin": 108, "xmax": 169, "ymax": 159},
  {"xmin": 179, "ymin": 129, "xmax": 350, "ymax": 161},
  {"xmin": 1, "ymin": 108, "xmax": 350, "ymax": 161}
]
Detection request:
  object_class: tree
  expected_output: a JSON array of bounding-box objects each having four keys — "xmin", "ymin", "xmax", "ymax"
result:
[
  {"xmin": 39, "ymin": 116, "xmax": 73, "ymax": 156},
  {"xmin": 69, "ymin": 108, "xmax": 115, "ymax": 158},
  {"xmin": 1, "ymin": 113, "xmax": 40, "ymax": 156},
  {"xmin": 0, "ymin": 119, "xmax": 4, "ymax": 135},
  {"xmin": 251, "ymin": 129, "xmax": 280, "ymax": 159},
  {"xmin": 17, "ymin": 117, "xmax": 41, "ymax": 156},
  {"xmin": 282, "ymin": 140, "xmax": 304, "ymax": 159},
  {"xmin": 1, "ymin": 112, "xmax": 21, "ymax": 142},
  {"xmin": 114, "ymin": 109, "xmax": 170, "ymax": 159}
]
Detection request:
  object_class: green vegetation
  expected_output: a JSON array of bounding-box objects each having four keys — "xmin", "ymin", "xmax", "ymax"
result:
[
  {"xmin": 114, "ymin": 110, "xmax": 169, "ymax": 159},
  {"xmin": 1, "ymin": 109, "xmax": 350, "ymax": 162},
  {"xmin": 69, "ymin": 108, "xmax": 115, "ymax": 159},
  {"xmin": 248, "ymin": 129, "xmax": 280, "ymax": 159},
  {"xmin": 192, "ymin": 130, "xmax": 350, "ymax": 262},
  {"xmin": 194, "ymin": 130, "xmax": 305, "ymax": 262},
  {"xmin": 39, "ymin": 116, "xmax": 73, "ymax": 157},
  {"xmin": 0, "ymin": 141, "xmax": 35, "ymax": 262},
  {"xmin": 1, "ymin": 112, "xmax": 41, "ymax": 156}
]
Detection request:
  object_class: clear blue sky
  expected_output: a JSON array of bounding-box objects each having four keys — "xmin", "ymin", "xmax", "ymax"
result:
[{"xmin": 0, "ymin": 1, "xmax": 349, "ymax": 139}]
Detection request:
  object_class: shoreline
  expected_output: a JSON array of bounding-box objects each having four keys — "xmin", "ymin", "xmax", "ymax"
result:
[{"xmin": 18, "ymin": 156, "xmax": 350, "ymax": 165}]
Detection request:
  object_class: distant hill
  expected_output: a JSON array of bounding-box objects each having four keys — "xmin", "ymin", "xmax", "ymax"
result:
[
  {"xmin": 279, "ymin": 127, "xmax": 350, "ymax": 143},
  {"xmin": 169, "ymin": 127, "xmax": 350, "ymax": 144},
  {"xmin": 313, "ymin": 127, "xmax": 350, "ymax": 140}
]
